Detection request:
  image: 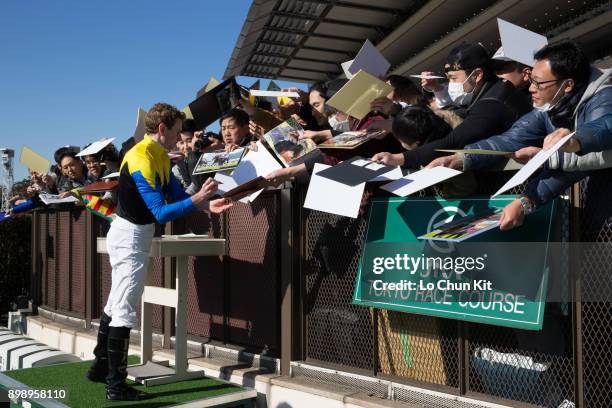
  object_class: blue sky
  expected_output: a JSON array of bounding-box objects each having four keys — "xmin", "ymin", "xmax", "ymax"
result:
[{"xmin": 0, "ymin": 1, "xmax": 306, "ymax": 181}]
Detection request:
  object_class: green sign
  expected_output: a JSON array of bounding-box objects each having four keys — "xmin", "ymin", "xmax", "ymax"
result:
[{"xmin": 353, "ymin": 195, "xmax": 557, "ymax": 330}]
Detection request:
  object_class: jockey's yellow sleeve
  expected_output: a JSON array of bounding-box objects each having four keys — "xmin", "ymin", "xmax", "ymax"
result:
[{"xmin": 116, "ymin": 135, "xmax": 195, "ymax": 225}]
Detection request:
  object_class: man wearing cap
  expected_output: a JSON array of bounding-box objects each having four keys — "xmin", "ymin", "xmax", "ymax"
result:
[
  {"xmin": 490, "ymin": 19, "xmax": 546, "ymax": 98},
  {"xmin": 373, "ymin": 42, "xmax": 532, "ymax": 169},
  {"xmin": 85, "ymin": 103, "xmax": 233, "ymax": 401},
  {"xmin": 427, "ymin": 41, "xmax": 612, "ymax": 232},
  {"xmin": 491, "ymin": 50, "xmax": 531, "ymax": 91}
]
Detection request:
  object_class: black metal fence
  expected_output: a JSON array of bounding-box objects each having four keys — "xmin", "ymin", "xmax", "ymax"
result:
[{"xmin": 29, "ymin": 171, "xmax": 610, "ymax": 407}]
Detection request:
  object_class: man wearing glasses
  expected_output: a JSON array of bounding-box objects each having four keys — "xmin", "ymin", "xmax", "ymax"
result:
[{"xmin": 428, "ymin": 40, "xmax": 612, "ymax": 230}]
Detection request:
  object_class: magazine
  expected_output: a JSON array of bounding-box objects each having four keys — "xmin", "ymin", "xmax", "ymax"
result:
[
  {"xmin": 262, "ymin": 118, "xmax": 318, "ymax": 167},
  {"xmin": 319, "ymin": 130, "xmax": 386, "ymax": 149},
  {"xmin": 418, "ymin": 208, "xmax": 503, "ymax": 242},
  {"xmin": 38, "ymin": 193, "xmax": 79, "ymax": 205},
  {"xmin": 192, "ymin": 147, "xmax": 246, "ymax": 175}
]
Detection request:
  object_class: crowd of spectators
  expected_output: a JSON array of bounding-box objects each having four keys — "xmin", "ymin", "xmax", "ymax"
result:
[{"xmin": 6, "ymin": 39, "xmax": 611, "ymax": 234}]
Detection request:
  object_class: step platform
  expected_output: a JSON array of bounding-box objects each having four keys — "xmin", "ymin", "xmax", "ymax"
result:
[{"xmin": 0, "ymin": 358, "xmax": 256, "ymax": 407}]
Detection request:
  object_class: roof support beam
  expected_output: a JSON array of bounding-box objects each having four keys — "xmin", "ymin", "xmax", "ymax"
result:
[
  {"xmin": 294, "ymin": 0, "xmax": 407, "ymax": 15},
  {"xmin": 257, "ymin": 40, "xmax": 354, "ymax": 56},
  {"xmin": 243, "ymin": 71, "xmax": 321, "ymax": 83},
  {"xmin": 247, "ymin": 62, "xmax": 336, "ymax": 75},
  {"xmin": 263, "ymin": 25, "xmax": 364, "ymax": 43},
  {"xmin": 271, "ymin": 10, "xmax": 389, "ymax": 31},
  {"xmin": 250, "ymin": 51, "xmax": 345, "ymax": 65}
]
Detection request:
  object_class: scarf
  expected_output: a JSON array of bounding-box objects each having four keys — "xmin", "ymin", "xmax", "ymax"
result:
[{"xmin": 548, "ymin": 81, "xmax": 588, "ymax": 130}]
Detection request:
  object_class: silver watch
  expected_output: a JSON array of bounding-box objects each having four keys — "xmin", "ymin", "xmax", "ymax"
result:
[{"xmin": 519, "ymin": 196, "xmax": 535, "ymax": 215}]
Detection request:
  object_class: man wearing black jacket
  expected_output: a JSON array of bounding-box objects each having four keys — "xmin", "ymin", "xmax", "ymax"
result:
[{"xmin": 373, "ymin": 42, "xmax": 532, "ymax": 169}]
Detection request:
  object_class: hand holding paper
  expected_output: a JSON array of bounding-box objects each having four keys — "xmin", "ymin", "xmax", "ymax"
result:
[
  {"xmin": 493, "ymin": 132, "xmax": 575, "ymax": 197},
  {"xmin": 326, "ymin": 70, "xmax": 393, "ymax": 120},
  {"xmin": 418, "ymin": 71, "xmax": 444, "ymax": 93},
  {"xmin": 214, "ymin": 141, "xmax": 283, "ymax": 203},
  {"xmin": 39, "ymin": 193, "xmax": 79, "ymax": 205},
  {"xmin": 20, "ymin": 146, "xmax": 51, "ymax": 175},
  {"xmin": 249, "ymin": 90, "xmax": 300, "ymax": 98},
  {"xmin": 380, "ymin": 166, "xmax": 462, "ymax": 197},
  {"xmin": 436, "ymin": 148, "xmax": 512, "ymax": 156},
  {"xmin": 410, "ymin": 74, "xmax": 444, "ymax": 79},
  {"xmin": 511, "ymin": 146, "xmax": 543, "ymax": 165}
]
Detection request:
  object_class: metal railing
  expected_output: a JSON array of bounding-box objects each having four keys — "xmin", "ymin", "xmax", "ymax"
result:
[{"xmin": 28, "ymin": 170, "xmax": 610, "ymax": 407}]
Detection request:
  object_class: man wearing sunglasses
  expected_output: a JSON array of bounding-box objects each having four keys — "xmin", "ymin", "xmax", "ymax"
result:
[{"xmin": 428, "ymin": 40, "xmax": 612, "ymax": 231}]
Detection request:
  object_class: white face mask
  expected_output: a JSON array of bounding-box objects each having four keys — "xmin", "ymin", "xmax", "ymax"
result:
[
  {"xmin": 447, "ymin": 71, "xmax": 476, "ymax": 106},
  {"xmin": 533, "ymin": 80, "xmax": 567, "ymax": 112},
  {"xmin": 328, "ymin": 114, "xmax": 350, "ymax": 132}
]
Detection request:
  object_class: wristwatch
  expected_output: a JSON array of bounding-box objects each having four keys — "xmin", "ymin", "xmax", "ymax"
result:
[{"xmin": 518, "ymin": 195, "xmax": 535, "ymax": 215}]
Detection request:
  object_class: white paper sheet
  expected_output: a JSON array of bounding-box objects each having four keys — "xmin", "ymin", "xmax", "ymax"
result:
[
  {"xmin": 410, "ymin": 74, "xmax": 444, "ymax": 79},
  {"xmin": 232, "ymin": 142, "xmax": 282, "ymax": 183},
  {"xmin": 304, "ymin": 163, "xmax": 365, "ymax": 218},
  {"xmin": 348, "ymin": 39, "xmax": 390, "ymax": 79},
  {"xmin": 213, "ymin": 171, "xmax": 236, "ymax": 187},
  {"xmin": 76, "ymin": 138, "xmax": 115, "ymax": 157},
  {"xmin": 101, "ymin": 172, "xmax": 119, "ymax": 179},
  {"xmin": 492, "ymin": 132, "xmax": 574, "ymax": 197},
  {"xmin": 369, "ymin": 166, "xmax": 402, "ymax": 182},
  {"xmin": 132, "ymin": 107, "xmax": 147, "ymax": 142},
  {"xmin": 213, "ymin": 172, "xmax": 254, "ymax": 203},
  {"xmin": 39, "ymin": 193, "xmax": 79, "ymax": 205},
  {"xmin": 249, "ymin": 90, "xmax": 300, "ymax": 98},
  {"xmin": 341, "ymin": 59, "xmax": 355, "ymax": 79},
  {"xmin": 495, "ymin": 19, "xmax": 547, "ymax": 67},
  {"xmin": 381, "ymin": 166, "xmax": 462, "ymax": 197}
]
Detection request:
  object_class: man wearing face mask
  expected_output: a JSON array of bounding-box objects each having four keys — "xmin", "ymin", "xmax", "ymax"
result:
[
  {"xmin": 299, "ymin": 80, "xmax": 348, "ymax": 143},
  {"xmin": 427, "ymin": 41, "xmax": 612, "ymax": 231},
  {"xmin": 327, "ymin": 110, "xmax": 350, "ymax": 132},
  {"xmin": 373, "ymin": 42, "xmax": 531, "ymax": 169}
]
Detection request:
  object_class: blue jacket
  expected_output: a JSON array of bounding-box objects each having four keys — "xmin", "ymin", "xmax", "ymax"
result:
[
  {"xmin": 463, "ymin": 68, "xmax": 612, "ymax": 208},
  {"xmin": 573, "ymin": 113, "xmax": 612, "ymax": 154},
  {"xmin": 539, "ymin": 113, "xmax": 612, "ymax": 173}
]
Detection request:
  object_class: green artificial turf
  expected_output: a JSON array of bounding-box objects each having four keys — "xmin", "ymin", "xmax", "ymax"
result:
[{"xmin": 4, "ymin": 356, "xmax": 245, "ymax": 407}]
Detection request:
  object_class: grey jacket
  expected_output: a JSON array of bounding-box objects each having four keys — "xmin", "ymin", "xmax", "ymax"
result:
[{"xmin": 548, "ymin": 68, "xmax": 612, "ymax": 171}]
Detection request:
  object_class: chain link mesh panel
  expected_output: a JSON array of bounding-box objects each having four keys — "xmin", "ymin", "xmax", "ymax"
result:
[
  {"xmin": 299, "ymin": 171, "xmax": 581, "ymax": 407},
  {"xmin": 466, "ymin": 171, "xmax": 575, "ymax": 408},
  {"xmin": 302, "ymin": 185, "xmax": 374, "ymax": 371},
  {"xmin": 578, "ymin": 172, "xmax": 612, "ymax": 408},
  {"xmin": 393, "ymin": 385, "xmax": 495, "ymax": 408}
]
